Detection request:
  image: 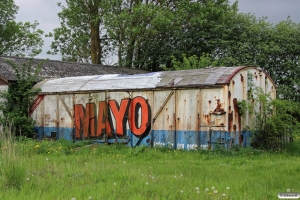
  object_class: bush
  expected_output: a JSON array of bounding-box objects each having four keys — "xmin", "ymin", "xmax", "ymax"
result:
[{"xmin": 0, "ymin": 58, "xmax": 47, "ymax": 137}]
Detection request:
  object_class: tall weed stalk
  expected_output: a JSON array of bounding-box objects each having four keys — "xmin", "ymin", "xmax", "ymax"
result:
[{"xmin": 0, "ymin": 123, "xmax": 26, "ymax": 190}]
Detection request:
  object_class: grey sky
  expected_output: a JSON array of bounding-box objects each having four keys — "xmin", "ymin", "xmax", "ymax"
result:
[{"xmin": 14, "ymin": 0, "xmax": 300, "ymax": 62}]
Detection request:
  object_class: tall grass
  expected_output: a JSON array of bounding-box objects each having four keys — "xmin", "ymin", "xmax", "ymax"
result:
[
  {"xmin": 0, "ymin": 123, "xmax": 26, "ymax": 190},
  {"xmin": 0, "ymin": 135, "xmax": 299, "ymax": 199}
]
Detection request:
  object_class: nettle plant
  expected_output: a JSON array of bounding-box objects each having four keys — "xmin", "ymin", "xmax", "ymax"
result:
[
  {"xmin": 239, "ymin": 72, "xmax": 300, "ymax": 150},
  {"xmin": 0, "ymin": 59, "xmax": 46, "ymax": 137}
]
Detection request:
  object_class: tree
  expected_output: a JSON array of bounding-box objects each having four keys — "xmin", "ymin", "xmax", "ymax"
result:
[
  {"xmin": 0, "ymin": 0, "xmax": 44, "ymax": 57},
  {"xmin": 104, "ymin": 0, "xmax": 176, "ymax": 69},
  {"xmin": 47, "ymin": 0, "xmax": 110, "ymax": 64}
]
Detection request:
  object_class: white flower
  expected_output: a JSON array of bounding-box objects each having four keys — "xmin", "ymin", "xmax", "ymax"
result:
[
  {"xmin": 180, "ymin": 190, "xmax": 183, "ymax": 193},
  {"xmin": 226, "ymin": 186, "xmax": 230, "ymax": 190},
  {"xmin": 151, "ymin": 176, "xmax": 154, "ymax": 179},
  {"xmin": 26, "ymin": 178, "xmax": 29, "ymax": 181},
  {"xmin": 46, "ymin": 158, "xmax": 49, "ymax": 161},
  {"xmin": 180, "ymin": 174, "xmax": 183, "ymax": 177},
  {"xmin": 287, "ymin": 189, "xmax": 291, "ymax": 192},
  {"xmin": 214, "ymin": 190, "xmax": 218, "ymax": 194},
  {"xmin": 211, "ymin": 186, "xmax": 215, "ymax": 190},
  {"xmin": 222, "ymin": 193, "xmax": 226, "ymax": 197},
  {"xmin": 113, "ymin": 183, "xmax": 116, "ymax": 186},
  {"xmin": 197, "ymin": 191, "xmax": 200, "ymax": 194},
  {"xmin": 195, "ymin": 187, "xmax": 199, "ymax": 191},
  {"xmin": 88, "ymin": 196, "xmax": 92, "ymax": 199},
  {"xmin": 205, "ymin": 188, "xmax": 209, "ymax": 192},
  {"xmin": 174, "ymin": 176, "xmax": 177, "ymax": 178},
  {"xmin": 71, "ymin": 198, "xmax": 76, "ymax": 200},
  {"xmin": 146, "ymin": 182, "xmax": 149, "ymax": 185},
  {"xmin": 123, "ymin": 161, "xmax": 126, "ymax": 164}
]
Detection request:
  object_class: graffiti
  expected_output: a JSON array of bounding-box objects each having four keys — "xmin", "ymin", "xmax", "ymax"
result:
[{"xmin": 74, "ymin": 96, "xmax": 151, "ymax": 139}]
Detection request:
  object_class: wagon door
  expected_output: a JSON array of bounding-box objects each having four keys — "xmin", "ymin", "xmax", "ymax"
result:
[
  {"xmin": 152, "ymin": 90, "xmax": 176, "ymax": 149},
  {"xmin": 175, "ymin": 89, "xmax": 201, "ymax": 150}
]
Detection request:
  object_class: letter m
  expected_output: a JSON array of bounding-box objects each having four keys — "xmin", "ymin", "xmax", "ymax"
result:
[{"xmin": 74, "ymin": 103, "xmax": 95, "ymax": 139}]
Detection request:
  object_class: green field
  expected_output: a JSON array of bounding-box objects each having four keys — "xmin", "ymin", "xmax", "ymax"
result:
[{"xmin": 0, "ymin": 137, "xmax": 299, "ymax": 200}]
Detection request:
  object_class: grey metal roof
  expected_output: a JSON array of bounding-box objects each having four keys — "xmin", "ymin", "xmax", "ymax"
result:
[
  {"xmin": 0, "ymin": 56, "xmax": 148, "ymax": 81},
  {"xmin": 36, "ymin": 66, "xmax": 251, "ymax": 93}
]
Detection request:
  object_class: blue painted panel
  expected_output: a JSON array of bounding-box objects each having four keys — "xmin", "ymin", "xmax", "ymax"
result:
[
  {"xmin": 34, "ymin": 126, "xmax": 73, "ymax": 140},
  {"xmin": 153, "ymin": 130, "xmax": 175, "ymax": 148},
  {"xmin": 34, "ymin": 126, "xmax": 252, "ymax": 149}
]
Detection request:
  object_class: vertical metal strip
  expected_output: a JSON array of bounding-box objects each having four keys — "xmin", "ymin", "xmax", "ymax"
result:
[
  {"xmin": 174, "ymin": 89, "xmax": 177, "ymax": 150},
  {"xmin": 151, "ymin": 90, "xmax": 154, "ymax": 147},
  {"xmin": 56, "ymin": 94, "xmax": 59, "ymax": 139},
  {"xmin": 105, "ymin": 91, "xmax": 108, "ymax": 145},
  {"xmin": 41, "ymin": 95, "xmax": 45, "ymax": 139},
  {"xmin": 72, "ymin": 94, "xmax": 75, "ymax": 142}
]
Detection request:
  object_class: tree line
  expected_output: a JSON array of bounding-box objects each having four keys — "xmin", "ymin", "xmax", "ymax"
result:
[{"xmin": 1, "ymin": 0, "xmax": 300, "ymax": 101}]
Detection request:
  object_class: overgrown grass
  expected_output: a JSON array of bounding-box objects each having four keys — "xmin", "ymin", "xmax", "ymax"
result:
[{"xmin": 0, "ymin": 131, "xmax": 299, "ymax": 199}]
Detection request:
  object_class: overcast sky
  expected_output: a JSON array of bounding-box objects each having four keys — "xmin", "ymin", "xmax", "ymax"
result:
[{"xmin": 14, "ymin": 0, "xmax": 300, "ymax": 62}]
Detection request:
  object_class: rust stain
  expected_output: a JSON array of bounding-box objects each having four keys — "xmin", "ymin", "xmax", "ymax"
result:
[
  {"xmin": 232, "ymin": 80, "xmax": 235, "ymax": 85},
  {"xmin": 233, "ymin": 124, "xmax": 237, "ymax": 140},
  {"xmin": 240, "ymin": 74, "xmax": 244, "ymax": 82},
  {"xmin": 208, "ymin": 100, "xmax": 211, "ymax": 104},
  {"xmin": 228, "ymin": 90, "xmax": 232, "ymax": 131},
  {"xmin": 228, "ymin": 106, "xmax": 233, "ymax": 131},
  {"xmin": 233, "ymin": 98, "xmax": 241, "ymax": 141},
  {"xmin": 214, "ymin": 99, "xmax": 224, "ymax": 112},
  {"xmin": 204, "ymin": 114, "xmax": 211, "ymax": 124},
  {"xmin": 239, "ymin": 135, "xmax": 244, "ymax": 145}
]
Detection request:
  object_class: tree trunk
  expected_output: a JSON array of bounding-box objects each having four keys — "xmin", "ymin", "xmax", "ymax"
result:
[{"xmin": 90, "ymin": 21, "xmax": 101, "ymax": 64}]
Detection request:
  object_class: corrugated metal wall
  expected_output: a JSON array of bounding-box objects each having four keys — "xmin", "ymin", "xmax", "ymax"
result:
[{"xmin": 31, "ymin": 67, "xmax": 278, "ymax": 149}]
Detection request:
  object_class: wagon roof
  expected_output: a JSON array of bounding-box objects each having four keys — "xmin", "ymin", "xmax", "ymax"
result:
[
  {"xmin": 35, "ymin": 66, "xmax": 272, "ymax": 93},
  {"xmin": 0, "ymin": 56, "xmax": 148, "ymax": 81}
]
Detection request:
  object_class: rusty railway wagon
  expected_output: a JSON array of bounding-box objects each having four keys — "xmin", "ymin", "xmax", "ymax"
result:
[{"xmin": 31, "ymin": 66, "xmax": 276, "ymax": 150}]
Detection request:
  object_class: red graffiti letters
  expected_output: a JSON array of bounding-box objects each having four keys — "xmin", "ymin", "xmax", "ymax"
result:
[
  {"xmin": 74, "ymin": 97, "xmax": 151, "ymax": 139},
  {"xmin": 129, "ymin": 97, "xmax": 151, "ymax": 135},
  {"xmin": 109, "ymin": 99, "xmax": 130, "ymax": 135}
]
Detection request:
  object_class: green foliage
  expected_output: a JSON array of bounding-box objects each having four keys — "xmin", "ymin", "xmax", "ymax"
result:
[
  {"xmin": 0, "ymin": 0, "xmax": 44, "ymax": 57},
  {"xmin": 0, "ymin": 59, "xmax": 46, "ymax": 137},
  {"xmin": 162, "ymin": 53, "xmax": 218, "ymax": 71},
  {"xmin": 241, "ymin": 87, "xmax": 300, "ymax": 150}
]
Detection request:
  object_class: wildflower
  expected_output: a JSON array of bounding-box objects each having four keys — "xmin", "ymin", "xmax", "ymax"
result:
[
  {"xmin": 195, "ymin": 187, "xmax": 199, "ymax": 191},
  {"xmin": 88, "ymin": 196, "xmax": 92, "ymax": 199},
  {"xmin": 180, "ymin": 174, "xmax": 183, "ymax": 177},
  {"xmin": 222, "ymin": 193, "xmax": 226, "ymax": 197},
  {"xmin": 211, "ymin": 186, "xmax": 215, "ymax": 190},
  {"xmin": 287, "ymin": 189, "xmax": 291, "ymax": 192},
  {"xmin": 142, "ymin": 174, "xmax": 144, "ymax": 176},
  {"xmin": 205, "ymin": 188, "xmax": 209, "ymax": 192},
  {"xmin": 197, "ymin": 191, "xmax": 200, "ymax": 194},
  {"xmin": 26, "ymin": 178, "xmax": 29, "ymax": 181},
  {"xmin": 113, "ymin": 183, "xmax": 116, "ymax": 186},
  {"xmin": 180, "ymin": 190, "xmax": 183, "ymax": 193},
  {"xmin": 214, "ymin": 190, "xmax": 218, "ymax": 194},
  {"xmin": 146, "ymin": 182, "xmax": 149, "ymax": 185},
  {"xmin": 46, "ymin": 158, "xmax": 49, "ymax": 161},
  {"xmin": 174, "ymin": 176, "xmax": 177, "ymax": 178},
  {"xmin": 226, "ymin": 186, "xmax": 230, "ymax": 190},
  {"xmin": 71, "ymin": 198, "xmax": 76, "ymax": 200},
  {"xmin": 123, "ymin": 161, "xmax": 126, "ymax": 164}
]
